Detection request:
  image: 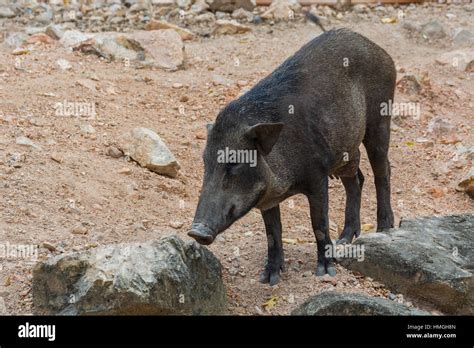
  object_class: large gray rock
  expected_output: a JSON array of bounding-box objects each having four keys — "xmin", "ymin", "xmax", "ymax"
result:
[
  {"xmin": 292, "ymin": 291, "xmax": 429, "ymax": 316},
  {"xmin": 121, "ymin": 127, "xmax": 180, "ymax": 178},
  {"xmin": 341, "ymin": 215, "xmax": 474, "ymax": 314},
  {"xmin": 32, "ymin": 235, "xmax": 226, "ymax": 315}
]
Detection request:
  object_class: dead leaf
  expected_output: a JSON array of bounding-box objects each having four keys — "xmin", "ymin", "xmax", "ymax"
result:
[
  {"xmin": 381, "ymin": 17, "xmax": 397, "ymax": 24},
  {"xmin": 428, "ymin": 188, "xmax": 445, "ymax": 198},
  {"xmin": 263, "ymin": 296, "xmax": 278, "ymax": 310},
  {"xmin": 361, "ymin": 223, "xmax": 375, "ymax": 232},
  {"xmin": 282, "ymin": 238, "xmax": 297, "ymax": 245}
]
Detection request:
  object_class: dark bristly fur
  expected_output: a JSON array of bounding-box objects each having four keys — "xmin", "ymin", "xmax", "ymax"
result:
[{"xmin": 189, "ymin": 28, "xmax": 396, "ymax": 285}]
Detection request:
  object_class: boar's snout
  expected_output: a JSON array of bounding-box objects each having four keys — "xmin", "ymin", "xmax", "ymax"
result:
[{"xmin": 187, "ymin": 223, "xmax": 216, "ymax": 245}]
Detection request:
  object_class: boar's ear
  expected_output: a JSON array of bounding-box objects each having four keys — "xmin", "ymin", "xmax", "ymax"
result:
[
  {"xmin": 245, "ymin": 122, "xmax": 284, "ymax": 156},
  {"xmin": 206, "ymin": 123, "xmax": 214, "ymax": 133}
]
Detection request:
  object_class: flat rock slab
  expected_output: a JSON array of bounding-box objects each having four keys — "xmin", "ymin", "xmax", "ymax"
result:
[
  {"xmin": 341, "ymin": 215, "xmax": 473, "ymax": 314},
  {"xmin": 292, "ymin": 291, "xmax": 429, "ymax": 315},
  {"xmin": 32, "ymin": 235, "xmax": 226, "ymax": 315}
]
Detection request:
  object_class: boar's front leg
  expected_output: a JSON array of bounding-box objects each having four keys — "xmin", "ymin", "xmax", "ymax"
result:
[
  {"xmin": 307, "ymin": 176, "xmax": 336, "ymax": 277},
  {"xmin": 259, "ymin": 205, "xmax": 284, "ymax": 286}
]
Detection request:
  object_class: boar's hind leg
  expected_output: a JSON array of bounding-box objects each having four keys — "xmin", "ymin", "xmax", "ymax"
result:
[
  {"xmin": 259, "ymin": 205, "xmax": 284, "ymax": 286},
  {"xmin": 307, "ymin": 177, "xmax": 336, "ymax": 277},
  {"xmin": 337, "ymin": 168, "xmax": 364, "ymax": 245},
  {"xmin": 363, "ymin": 121, "xmax": 394, "ymax": 232}
]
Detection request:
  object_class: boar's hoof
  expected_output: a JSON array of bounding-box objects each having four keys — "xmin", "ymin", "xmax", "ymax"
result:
[
  {"xmin": 337, "ymin": 228, "xmax": 359, "ymax": 245},
  {"xmin": 315, "ymin": 259, "xmax": 336, "ymax": 277},
  {"xmin": 336, "ymin": 237, "xmax": 352, "ymax": 245},
  {"xmin": 259, "ymin": 262, "xmax": 284, "ymax": 286}
]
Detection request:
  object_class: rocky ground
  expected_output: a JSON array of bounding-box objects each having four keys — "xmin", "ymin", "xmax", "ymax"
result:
[{"xmin": 0, "ymin": 0, "xmax": 473, "ymax": 315}]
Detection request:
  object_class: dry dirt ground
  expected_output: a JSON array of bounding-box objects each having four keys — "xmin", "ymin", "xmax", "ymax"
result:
[{"xmin": 0, "ymin": 3, "xmax": 473, "ymax": 315}]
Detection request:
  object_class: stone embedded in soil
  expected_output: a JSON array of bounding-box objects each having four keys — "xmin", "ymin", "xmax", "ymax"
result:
[
  {"xmin": 60, "ymin": 30, "xmax": 92, "ymax": 47},
  {"xmin": 93, "ymin": 35, "xmax": 146, "ymax": 62},
  {"xmin": 0, "ymin": 6, "xmax": 15, "ymax": 18},
  {"xmin": 5, "ymin": 32, "xmax": 27, "ymax": 48},
  {"xmin": 231, "ymin": 8, "xmax": 253, "ymax": 21},
  {"xmin": 397, "ymin": 75, "xmax": 422, "ymax": 95},
  {"xmin": 32, "ymin": 235, "xmax": 226, "ymax": 315},
  {"xmin": 435, "ymin": 49, "xmax": 474, "ymax": 72},
  {"xmin": 453, "ymin": 29, "xmax": 474, "ymax": 47},
  {"xmin": 127, "ymin": 29, "xmax": 185, "ymax": 70},
  {"xmin": 16, "ymin": 136, "xmax": 42, "ymax": 150},
  {"xmin": 458, "ymin": 166, "xmax": 474, "ymax": 199},
  {"xmin": 213, "ymin": 19, "xmax": 252, "ymax": 35},
  {"xmin": 121, "ymin": 127, "xmax": 180, "ymax": 178},
  {"xmin": 0, "ymin": 297, "xmax": 8, "ymax": 315},
  {"xmin": 68, "ymin": 29, "xmax": 184, "ymax": 70},
  {"xmin": 420, "ymin": 20, "xmax": 446, "ymax": 41},
  {"xmin": 191, "ymin": 0, "xmax": 210, "ymax": 13},
  {"xmin": 106, "ymin": 146, "xmax": 123, "ymax": 159},
  {"xmin": 208, "ymin": 0, "xmax": 256, "ymax": 13},
  {"xmin": 56, "ymin": 59, "xmax": 72, "ymax": 70},
  {"xmin": 145, "ymin": 20, "xmax": 196, "ymax": 41},
  {"xmin": 261, "ymin": 0, "xmax": 300, "ymax": 21},
  {"xmin": 45, "ymin": 24, "xmax": 65, "ymax": 40},
  {"xmin": 292, "ymin": 291, "xmax": 430, "ymax": 315},
  {"xmin": 340, "ymin": 215, "xmax": 474, "ymax": 314}
]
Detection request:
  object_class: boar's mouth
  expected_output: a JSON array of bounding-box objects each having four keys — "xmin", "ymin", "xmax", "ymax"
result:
[{"xmin": 187, "ymin": 223, "xmax": 216, "ymax": 245}]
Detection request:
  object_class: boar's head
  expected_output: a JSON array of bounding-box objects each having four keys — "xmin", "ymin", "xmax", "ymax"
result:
[{"xmin": 188, "ymin": 105, "xmax": 283, "ymax": 245}]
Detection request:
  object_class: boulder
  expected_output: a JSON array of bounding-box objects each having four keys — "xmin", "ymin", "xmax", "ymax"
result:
[
  {"xmin": 340, "ymin": 215, "xmax": 474, "ymax": 314},
  {"xmin": 121, "ymin": 127, "xmax": 180, "ymax": 178},
  {"xmin": 292, "ymin": 291, "xmax": 429, "ymax": 315},
  {"xmin": 32, "ymin": 235, "xmax": 226, "ymax": 315}
]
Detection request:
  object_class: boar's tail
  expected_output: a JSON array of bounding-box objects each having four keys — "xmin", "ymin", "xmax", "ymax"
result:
[{"xmin": 305, "ymin": 12, "xmax": 326, "ymax": 32}]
